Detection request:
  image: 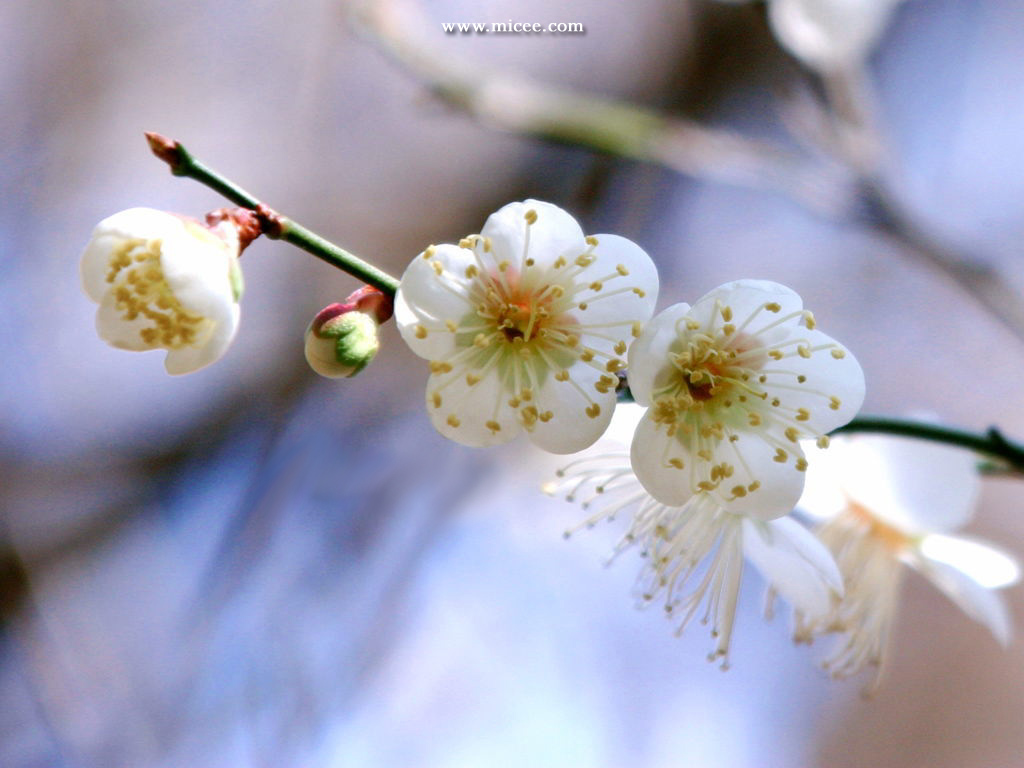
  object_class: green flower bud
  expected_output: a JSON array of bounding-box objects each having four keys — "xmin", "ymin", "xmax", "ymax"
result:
[{"xmin": 304, "ymin": 288, "xmax": 391, "ymax": 378}]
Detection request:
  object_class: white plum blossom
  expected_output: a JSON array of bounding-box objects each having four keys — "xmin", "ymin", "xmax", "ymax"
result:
[
  {"xmin": 396, "ymin": 200, "xmax": 658, "ymax": 453},
  {"xmin": 795, "ymin": 434, "xmax": 1020, "ymax": 685},
  {"xmin": 766, "ymin": 0, "xmax": 906, "ymax": 73},
  {"xmin": 547, "ymin": 404, "xmax": 843, "ymax": 666},
  {"xmin": 81, "ymin": 207, "xmax": 243, "ymax": 375},
  {"xmin": 626, "ymin": 280, "xmax": 865, "ymax": 518}
]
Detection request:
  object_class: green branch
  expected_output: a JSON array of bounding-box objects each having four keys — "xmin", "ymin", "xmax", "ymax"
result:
[
  {"xmin": 617, "ymin": 384, "xmax": 1024, "ymax": 474},
  {"xmin": 144, "ymin": 132, "xmax": 400, "ymax": 297},
  {"xmin": 832, "ymin": 416, "xmax": 1024, "ymax": 474}
]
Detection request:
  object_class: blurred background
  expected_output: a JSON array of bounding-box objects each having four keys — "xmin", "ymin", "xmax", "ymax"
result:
[{"xmin": 3, "ymin": 0, "xmax": 1023, "ymax": 765}]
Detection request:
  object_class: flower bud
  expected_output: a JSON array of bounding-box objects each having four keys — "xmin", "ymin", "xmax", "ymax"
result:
[{"xmin": 304, "ymin": 287, "xmax": 392, "ymax": 378}]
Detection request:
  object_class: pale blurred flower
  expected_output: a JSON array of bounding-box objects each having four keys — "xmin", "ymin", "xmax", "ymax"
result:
[
  {"xmin": 396, "ymin": 200, "xmax": 658, "ymax": 452},
  {"xmin": 548, "ymin": 404, "xmax": 843, "ymax": 666},
  {"xmin": 796, "ymin": 434, "xmax": 1021, "ymax": 685},
  {"xmin": 80, "ymin": 207, "xmax": 244, "ymax": 375},
  {"xmin": 626, "ymin": 280, "xmax": 864, "ymax": 517},
  {"xmin": 767, "ymin": 0, "xmax": 905, "ymax": 73}
]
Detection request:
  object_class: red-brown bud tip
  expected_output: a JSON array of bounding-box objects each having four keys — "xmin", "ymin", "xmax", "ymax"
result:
[
  {"xmin": 310, "ymin": 303, "xmax": 350, "ymax": 336},
  {"xmin": 345, "ymin": 285, "xmax": 394, "ymax": 324},
  {"xmin": 144, "ymin": 132, "xmax": 183, "ymax": 168}
]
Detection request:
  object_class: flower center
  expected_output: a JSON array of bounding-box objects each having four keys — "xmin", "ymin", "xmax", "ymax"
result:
[
  {"xmin": 652, "ymin": 330, "xmax": 766, "ymax": 433},
  {"xmin": 847, "ymin": 501, "xmax": 911, "ymax": 553},
  {"xmin": 106, "ymin": 238, "xmax": 208, "ymax": 349},
  {"xmin": 485, "ymin": 287, "xmax": 552, "ymax": 345}
]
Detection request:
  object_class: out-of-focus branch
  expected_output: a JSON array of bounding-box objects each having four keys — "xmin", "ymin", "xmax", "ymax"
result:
[
  {"xmin": 347, "ymin": 0, "xmax": 852, "ymax": 213},
  {"xmin": 812, "ymin": 61, "xmax": 1024, "ymax": 342},
  {"xmin": 353, "ymin": 0, "xmax": 1024, "ymax": 342},
  {"xmin": 859, "ymin": 180, "xmax": 1024, "ymax": 340}
]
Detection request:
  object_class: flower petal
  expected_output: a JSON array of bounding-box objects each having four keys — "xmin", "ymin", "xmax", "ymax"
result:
[
  {"xmin": 480, "ymin": 199, "xmax": 585, "ymax": 272},
  {"xmin": 796, "ymin": 439, "xmax": 849, "ymax": 520},
  {"xmin": 918, "ymin": 534, "xmax": 1021, "ymax": 589},
  {"xmin": 831, "ymin": 435, "xmax": 979, "ymax": 534},
  {"xmin": 686, "ymin": 279, "xmax": 804, "ymax": 331},
  {"xmin": 425, "ymin": 364, "xmax": 520, "ymax": 448},
  {"xmin": 528, "ymin": 366, "xmax": 616, "ymax": 454},
  {"xmin": 395, "ymin": 243, "xmax": 477, "ymax": 360},
  {"xmin": 160, "ymin": 225, "xmax": 237, "ymax": 320},
  {"xmin": 629, "ymin": 412, "xmax": 695, "ymax": 507},
  {"xmin": 630, "ymin": 412, "xmax": 806, "ymax": 518},
  {"xmin": 758, "ymin": 328, "xmax": 865, "ymax": 436},
  {"xmin": 164, "ymin": 303, "xmax": 240, "ymax": 375},
  {"xmin": 714, "ymin": 431, "xmax": 808, "ymax": 519},
  {"xmin": 566, "ymin": 233, "xmax": 659, "ymax": 332},
  {"xmin": 95, "ymin": 291, "xmax": 160, "ymax": 351},
  {"xmin": 80, "ymin": 208, "xmax": 183, "ymax": 302},
  {"xmin": 742, "ymin": 516, "xmax": 843, "ymax": 617},
  {"xmin": 914, "ymin": 556, "xmax": 1013, "ymax": 647},
  {"xmin": 625, "ymin": 302, "xmax": 691, "ymax": 406}
]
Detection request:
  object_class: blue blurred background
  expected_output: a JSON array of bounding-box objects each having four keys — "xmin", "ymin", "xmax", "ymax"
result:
[{"xmin": 2, "ymin": 0, "xmax": 1023, "ymax": 765}]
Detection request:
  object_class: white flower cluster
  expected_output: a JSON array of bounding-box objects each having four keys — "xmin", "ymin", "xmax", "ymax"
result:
[
  {"xmin": 81, "ymin": 198, "xmax": 1018, "ymax": 685},
  {"xmin": 396, "ymin": 200, "xmax": 883, "ymax": 669}
]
